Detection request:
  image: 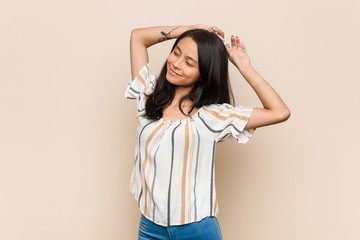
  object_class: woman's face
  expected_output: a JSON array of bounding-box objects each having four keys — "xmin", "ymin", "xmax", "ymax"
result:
[{"xmin": 166, "ymin": 37, "xmax": 201, "ymax": 90}]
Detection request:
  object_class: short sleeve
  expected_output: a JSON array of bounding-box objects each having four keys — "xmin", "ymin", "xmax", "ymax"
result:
[
  {"xmin": 199, "ymin": 103, "xmax": 256, "ymax": 144},
  {"xmin": 124, "ymin": 63, "xmax": 155, "ymax": 100},
  {"xmin": 125, "ymin": 63, "xmax": 156, "ymax": 116}
]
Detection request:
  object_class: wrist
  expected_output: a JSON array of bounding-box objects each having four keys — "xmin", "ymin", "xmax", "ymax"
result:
[
  {"xmin": 169, "ymin": 25, "xmax": 194, "ymax": 39},
  {"xmin": 236, "ymin": 62, "xmax": 253, "ymax": 72},
  {"xmin": 191, "ymin": 24, "xmax": 211, "ymax": 32},
  {"xmin": 182, "ymin": 25, "xmax": 201, "ymax": 33},
  {"xmin": 194, "ymin": 24, "xmax": 206, "ymax": 29}
]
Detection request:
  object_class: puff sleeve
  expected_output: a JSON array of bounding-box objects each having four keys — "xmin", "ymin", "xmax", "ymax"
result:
[
  {"xmin": 124, "ymin": 63, "xmax": 156, "ymax": 116},
  {"xmin": 198, "ymin": 103, "xmax": 256, "ymax": 143}
]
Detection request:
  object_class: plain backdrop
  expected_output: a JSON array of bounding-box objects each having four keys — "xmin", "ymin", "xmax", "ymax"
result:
[{"xmin": 1, "ymin": 0, "xmax": 359, "ymax": 239}]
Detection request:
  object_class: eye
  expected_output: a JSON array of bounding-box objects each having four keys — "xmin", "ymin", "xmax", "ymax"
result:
[
  {"xmin": 186, "ymin": 62, "xmax": 194, "ymax": 67},
  {"xmin": 173, "ymin": 51, "xmax": 179, "ymax": 56}
]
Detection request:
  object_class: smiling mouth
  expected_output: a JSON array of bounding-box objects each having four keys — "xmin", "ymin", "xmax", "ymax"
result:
[{"xmin": 169, "ymin": 68, "xmax": 181, "ymax": 76}]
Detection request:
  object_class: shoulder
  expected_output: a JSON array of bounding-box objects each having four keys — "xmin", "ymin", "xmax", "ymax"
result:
[
  {"xmin": 202, "ymin": 103, "xmax": 251, "ymax": 114},
  {"xmin": 125, "ymin": 62, "xmax": 156, "ymax": 100},
  {"xmin": 198, "ymin": 103, "xmax": 256, "ymax": 143},
  {"xmin": 200, "ymin": 102, "xmax": 254, "ymax": 123}
]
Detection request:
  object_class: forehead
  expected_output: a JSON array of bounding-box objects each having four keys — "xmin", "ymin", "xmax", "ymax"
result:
[{"xmin": 176, "ymin": 37, "xmax": 198, "ymax": 60}]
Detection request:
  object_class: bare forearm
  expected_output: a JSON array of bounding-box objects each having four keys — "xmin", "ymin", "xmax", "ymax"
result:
[
  {"xmin": 238, "ymin": 64, "xmax": 289, "ymax": 114},
  {"xmin": 129, "ymin": 24, "xmax": 206, "ymax": 78},
  {"xmin": 131, "ymin": 25, "xmax": 200, "ymax": 48}
]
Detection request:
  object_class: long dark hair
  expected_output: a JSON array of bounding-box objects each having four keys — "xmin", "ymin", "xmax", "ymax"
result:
[{"xmin": 144, "ymin": 29, "xmax": 234, "ymax": 120}]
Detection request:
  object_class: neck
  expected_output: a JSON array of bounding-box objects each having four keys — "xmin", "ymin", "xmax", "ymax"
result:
[{"xmin": 172, "ymin": 86, "xmax": 192, "ymax": 106}]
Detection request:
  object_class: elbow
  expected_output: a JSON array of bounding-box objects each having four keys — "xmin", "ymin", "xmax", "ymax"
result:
[
  {"xmin": 130, "ymin": 29, "xmax": 148, "ymax": 48},
  {"xmin": 130, "ymin": 29, "xmax": 139, "ymax": 41},
  {"xmin": 279, "ymin": 108, "xmax": 291, "ymax": 122}
]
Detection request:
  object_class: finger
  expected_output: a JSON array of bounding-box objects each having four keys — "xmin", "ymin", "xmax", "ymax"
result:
[
  {"xmin": 208, "ymin": 27, "xmax": 216, "ymax": 33},
  {"xmin": 217, "ymin": 28, "xmax": 225, "ymax": 38},
  {"xmin": 217, "ymin": 33, "xmax": 225, "ymax": 42},
  {"xmin": 210, "ymin": 26, "xmax": 219, "ymax": 34},
  {"xmin": 240, "ymin": 41, "xmax": 247, "ymax": 51},
  {"xmin": 231, "ymin": 35, "xmax": 236, "ymax": 49},
  {"xmin": 209, "ymin": 26, "xmax": 218, "ymax": 33},
  {"xmin": 235, "ymin": 36, "xmax": 241, "ymax": 50},
  {"xmin": 213, "ymin": 32, "xmax": 225, "ymax": 42},
  {"xmin": 216, "ymin": 31, "xmax": 225, "ymax": 39},
  {"xmin": 225, "ymin": 43, "xmax": 232, "ymax": 54},
  {"xmin": 210, "ymin": 27, "xmax": 225, "ymax": 42},
  {"xmin": 211, "ymin": 26, "xmax": 225, "ymax": 38}
]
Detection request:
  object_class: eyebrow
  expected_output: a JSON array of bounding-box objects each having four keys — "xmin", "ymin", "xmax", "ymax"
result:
[{"xmin": 175, "ymin": 46, "xmax": 198, "ymax": 64}]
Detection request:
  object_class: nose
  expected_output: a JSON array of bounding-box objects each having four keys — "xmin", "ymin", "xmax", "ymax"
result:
[{"xmin": 173, "ymin": 58, "xmax": 181, "ymax": 70}]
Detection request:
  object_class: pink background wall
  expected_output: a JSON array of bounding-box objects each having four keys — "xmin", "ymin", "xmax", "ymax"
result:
[{"xmin": 1, "ymin": 0, "xmax": 359, "ymax": 239}]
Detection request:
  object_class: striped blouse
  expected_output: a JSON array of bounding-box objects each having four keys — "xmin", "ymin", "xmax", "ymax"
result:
[{"xmin": 125, "ymin": 63, "xmax": 256, "ymax": 227}]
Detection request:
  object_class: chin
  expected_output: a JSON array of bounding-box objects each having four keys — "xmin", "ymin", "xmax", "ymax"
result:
[
  {"xmin": 165, "ymin": 72, "xmax": 176, "ymax": 85},
  {"xmin": 166, "ymin": 79, "xmax": 177, "ymax": 86}
]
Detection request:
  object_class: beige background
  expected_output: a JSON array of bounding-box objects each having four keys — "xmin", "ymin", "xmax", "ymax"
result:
[{"xmin": 1, "ymin": 0, "xmax": 359, "ymax": 239}]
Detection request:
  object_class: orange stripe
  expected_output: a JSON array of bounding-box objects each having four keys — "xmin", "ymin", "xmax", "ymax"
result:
[
  {"xmin": 139, "ymin": 69, "xmax": 151, "ymax": 100},
  {"xmin": 187, "ymin": 121, "xmax": 195, "ymax": 222},
  {"xmin": 181, "ymin": 120, "xmax": 190, "ymax": 224},
  {"xmin": 212, "ymin": 105, "xmax": 252, "ymax": 115},
  {"xmin": 146, "ymin": 125, "xmax": 167, "ymax": 180},
  {"xmin": 204, "ymin": 108, "xmax": 249, "ymax": 122},
  {"xmin": 234, "ymin": 108, "xmax": 253, "ymax": 114},
  {"xmin": 214, "ymin": 194, "xmax": 218, "ymax": 215},
  {"xmin": 130, "ymin": 168, "xmax": 136, "ymax": 192},
  {"xmin": 136, "ymin": 70, "xmax": 146, "ymax": 90},
  {"xmin": 145, "ymin": 125, "xmax": 167, "ymax": 215},
  {"xmin": 141, "ymin": 69, "xmax": 149, "ymax": 94},
  {"xmin": 143, "ymin": 122, "xmax": 163, "ymax": 217},
  {"xmin": 142, "ymin": 123, "xmax": 163, "ymax": 173}
]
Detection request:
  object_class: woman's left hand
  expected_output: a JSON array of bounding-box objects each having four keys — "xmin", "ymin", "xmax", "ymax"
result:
[{"xmin": 225, "ymin": 35, "xmax": 251, "ymax": 69}]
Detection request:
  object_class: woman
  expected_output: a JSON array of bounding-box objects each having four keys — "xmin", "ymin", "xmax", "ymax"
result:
[{"xmin": 125, "ymin": 24, "xmax": 290, "ymax": 240}]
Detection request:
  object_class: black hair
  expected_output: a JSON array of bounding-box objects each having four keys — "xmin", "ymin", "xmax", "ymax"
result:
[{"xmin": 144, "ymin": 29, "xmax": 234, "ymax": 120}]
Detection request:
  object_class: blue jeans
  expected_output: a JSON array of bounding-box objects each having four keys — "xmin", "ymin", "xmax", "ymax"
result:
[{"xmin": 138, "ymin": 214, "xmax": 223, "ymax": 240}]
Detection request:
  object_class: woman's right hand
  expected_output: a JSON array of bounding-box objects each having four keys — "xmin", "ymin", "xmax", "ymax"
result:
[{"xmin": 196, "ymin": 24, "xmax": 225, "ymax": 42}]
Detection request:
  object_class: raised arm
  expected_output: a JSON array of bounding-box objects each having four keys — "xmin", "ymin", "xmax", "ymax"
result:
[
  {"xmin": 225, "ymin": 35, "xmax": 291, "ymax": 130},
  {"xmin": 130, "ymin": 24, "xmax": 213, "ymax": 79}
]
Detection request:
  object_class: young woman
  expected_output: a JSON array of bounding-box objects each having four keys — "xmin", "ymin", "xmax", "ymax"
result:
[{"xmin": 125, "ymin": 24, "xmax": 290, "ymax": 240}]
